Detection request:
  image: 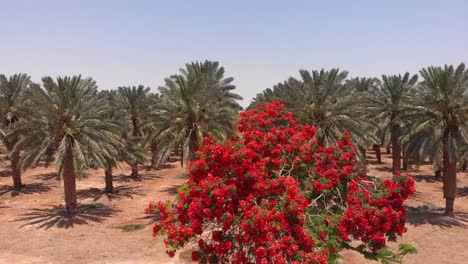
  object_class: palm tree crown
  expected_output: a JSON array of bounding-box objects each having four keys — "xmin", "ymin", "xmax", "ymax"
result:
[
  {"xmin": 150, "ymin": 60, "xmax": 242, "ymax": 166},
  {"xmin": 12, "ymin": 76, "xmax": 122, "ymax": 214}
]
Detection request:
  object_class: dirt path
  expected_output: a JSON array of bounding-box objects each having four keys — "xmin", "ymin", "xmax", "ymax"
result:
[{"xmin": 0, "ymin": 152, "xmax": 467, "ymax": 264}]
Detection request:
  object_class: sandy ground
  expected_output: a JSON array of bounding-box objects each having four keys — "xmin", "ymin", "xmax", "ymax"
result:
[{"xmin": 0, "ymin": 151, "xmax": 467, "ymax": 264}]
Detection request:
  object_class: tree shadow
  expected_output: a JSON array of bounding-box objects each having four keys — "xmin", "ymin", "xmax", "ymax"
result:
[
  {"xmin": 77, "ymin": 185, "xmax": 144, "ymax": 201},
  {"xmin": 160, "ymin": 184, "xmax": 180, "ymax": 195},
  {"xmin": 406, "ymin": 205, "xmax": 468, "ymax": 228},
  {"xmin": 0, "ymin": 169, "xmax": 11, "ymax": 178},
  {"xmin": 32, "ymin": 172, "xmax": 58, "ymax": 181},
  {"xmin": 412, "ymin": 174, "xmax": 440, "ymax": 183},
  {"xmin": 0, "ymin": 183, "xmax": 53, "ymax": 197},
  {"xmin": 457, "ymin": 187, "xmax": 468, "ymax": 198},
  {"xmin": 373, "ymin": 166, "xmax": 392, "ymax": 172},
  {"xmin": 138, "ymin": 211, "xmax": 161, "ymax": 224},
  {"xmin": 113, "ymin": 173, "xmax": 160, "ymax": 183},
  {"xmin": 15, "ymin": 203, "xmax": 120, "ymax": 229},
  {"xmin": 367, "ymin": 160, "xmax": 383, "ymax": 165}
]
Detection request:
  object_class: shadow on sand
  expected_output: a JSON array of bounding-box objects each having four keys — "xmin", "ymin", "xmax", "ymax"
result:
[
  {"xmin": 113, "ymin": 173, "xmax": 161, "ymax": 183},
  {"xmin": 32, "ymin": 172, "xmax": 58, "ymax": 182},
  {"xmin": 0, "ymin": 183, "xmax": 53, "ymax": 197},
  {"xmin": 407, "ymin": 205, "xmax": 468, "ymax": 228},
  {"xmin": 77, "ymin": 185, "xmax": 144, "ymax": 201},
  {"xmin": 160, "ymin": 184, "xmax": 180, "ymax": 196},
  {"xmin": 15, "ymin": 203, "xmax": 120, "ymax": 229}
]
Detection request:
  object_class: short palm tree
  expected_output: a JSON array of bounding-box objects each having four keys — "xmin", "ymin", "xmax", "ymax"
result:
[
  {"xmin": 117, "ymin": 85, "xmax": 151, "ymax": 177},
  {"xmin": 11, "ymin": 76, "xmax": 122, "ymax": 214},
  {"xmin": 365, "ymin": 72, "xmax": 418, "ymax": 173},
  {"xmin": 347, "ymin": 77, "xmax": 382, "ymax": 163},
  {"xmin": 149, "ymin": 60, "xmax": 242, "ymax": 166},
  {"xmin": 99, "ymin": 90, "xmax": 147, "ymax": 193},
  {"xmin": 248, "ymin": 77, "xmax": 304, "ymax": 112},
  {"xmin": 0, "ymin": 73, "xmax": 31, "ymax": 190},
  {"xmin": 404, "ymin": 63, "xmax": 468, "ymax": 216}
]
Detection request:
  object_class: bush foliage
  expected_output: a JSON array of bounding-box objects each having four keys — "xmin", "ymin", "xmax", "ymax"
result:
[{"xmin": 147, "ymin": 102, "xmax": 415, "ymax": 263}]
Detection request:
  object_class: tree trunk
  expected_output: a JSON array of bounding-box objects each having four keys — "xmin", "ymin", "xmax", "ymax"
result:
[
  {"xmin": 442, "ymin": 129, "xmax": 457, "ymax": 217},
  {"xmin": 189, "ymin": 131, "xmax": 199, "ymax": 162},
  {"xmin": 180, "ymin": 148, "xmax": 184, "ymax": 168},
  {"xmin": 6, "ymin": 137, "xmax": 22, "ymax": 190},
  {"xmin": 131, "ymin": 117, "xmax": 140, "ymax": 177},
  {"xmin": 10, "ymin": 150, "xmax": 22, "ymax": 190},
  {"xmin": 373, "ymin": 144, "xmax": 382, "ymax": 164},
  {"xmin": 386, "ymin": 146, "xmax": 391, "ymax": 154},
  {"xmin": 435, "ymin": 169, "xmax": 442, "ymax": 181},
  {"xmin": 460, "ymin": 160, "xmax": 467, "ymax": 172},
  {"xmin": 402, "ymin": 149, "xmax": 409, "ymax": 171},
  {"xmin": 150, "ymin": 142, "xmax": 158, "ymax": 168},
  {"xmin": 63, "ymin": 145, "xmax": 77, "ymax": 215},
  {"xmin": 104, "ymin": 167, "xmax": 113, "ymax": 193},
  {"xmin": 391, "ymin": 124, "xmax": 401, "ymax": 174},
  {"xmin": 174, "ymin": 144, "xmax": 179, "ymax": 156},
  {"xmin": 131, "ymin": 163, "xmax": 139, "ymax": 178}
]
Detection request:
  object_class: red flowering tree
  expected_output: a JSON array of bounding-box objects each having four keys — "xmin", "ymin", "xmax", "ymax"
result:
[{"xmin": 147, "ymin": 101, "xmax": 415, "ymax": 263}]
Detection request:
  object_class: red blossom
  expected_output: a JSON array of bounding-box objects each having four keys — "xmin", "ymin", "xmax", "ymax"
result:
[{"xmin": 146, "ymin": 101, "xmax": 415, "ymax": 263}]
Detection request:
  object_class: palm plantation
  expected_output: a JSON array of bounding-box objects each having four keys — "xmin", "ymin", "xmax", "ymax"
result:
[{"xmin": 0, "ymin": 62, "xmax": 466, "ymax": 218}]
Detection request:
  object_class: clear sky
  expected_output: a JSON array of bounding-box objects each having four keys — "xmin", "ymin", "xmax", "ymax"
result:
[{"xmin": 1, "ymin": 0, "xmax": 467, "ymax": 106}]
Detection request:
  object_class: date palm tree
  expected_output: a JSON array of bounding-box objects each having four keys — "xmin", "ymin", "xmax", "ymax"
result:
[
  {"xmin": 0, "ymin": 73, "xmax": 31, "ymax": 190},
  {"xmin": 117, "ymin": 85, "xmax": 151, "ymax": 178},
  {"xmin": 99, "ymin": 90, "xmax": 147, "ymax": 193},
  {"xmin": 149, "ymin": 60, "xmax": 242, "ymax": 166},
  {"xmin": 11, "ymin": 76, "xmax": 122, "ymax": 214},
  {"xmin": 365, "ymin": 72, "xmax": 418, "ymax": 173},
  {"xmin": 249, "ymin": 69, "xmax": 375, "ymax": 163},
  {"xmin": 347, "ymin": 77, "xmax": 382, "ymax": 163},
  {"xmin": 404, "ymin": 63, "xmax": 468, "ymax": 216}
]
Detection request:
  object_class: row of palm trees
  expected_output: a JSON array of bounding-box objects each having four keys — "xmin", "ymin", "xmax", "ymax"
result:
[
  {"xmin": 1, "ymin": 62, "xmax": 466, "ymax": 216},
  {"xmin": 0, "ymin": 60, "xmax": 242, "ymax": 215},
  {"xmin": 249, "ymin": 63, "xmax": 468, "ymax": 216}
]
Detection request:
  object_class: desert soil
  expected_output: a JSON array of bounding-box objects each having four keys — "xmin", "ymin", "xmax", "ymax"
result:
[{"xmin": 0, "ymin": 151, "xmax": 467, "ymax": 264}]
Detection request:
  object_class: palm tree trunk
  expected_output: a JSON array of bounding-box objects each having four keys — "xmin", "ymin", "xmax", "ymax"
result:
[
  {"xmin": 373, "ymin": 144, "xmax": 382, "ymax": 163},
  {"xmin": 442, "ymin": 129, "xmax": 457, "ymax": 217},
  {"xmin": 11, "ymin": 152, "xmax": 22, "ymax": 190},
  {"xmin": 131, "ymin": 117, "xmax": 140, "ymax": 177},
  {"xmin": 435, "ymin": 169, "xmax": 442, "ymax": 181},
  {"xmin": 402, "ymin": 149, "xmax": 409, "ymax": 171},
  {"xmin": 460, "ymin": 160, "xmax": 467, "ymax": 172},
  {"xmin": 63, "ymin": 145, "xmax": 77, "ymax": 215},
  {"xmin": 105, "ymin": 167, "xmax": 113, "ymax": 193},
  {"xmin": 174, "ymin": 144, "xmax": 179, "ymax": 156},
  {"xmin": 317, "ymin": 135, "xmax": 325, "ymax": 148},
  {"xmin": 150, "ymin": 142, "xmax": 158, "ymax": 168},
  {"xmin": 6, "ymin": 137, "xmax": 22, "ymax": 190},
  {"xmin": 391, "ymin": 124, "xmax": 401, "ymax": 173},
  {"xmin": 131, "ymin": 163, "xmax": 139, "ymax": 178},
  {"xmin": 180, "ymin": 148, "xmax": 184, "ymax": 168},
  {"xmin": 189, "ymin": 131, "xmax": 199, "ymax": 162}
]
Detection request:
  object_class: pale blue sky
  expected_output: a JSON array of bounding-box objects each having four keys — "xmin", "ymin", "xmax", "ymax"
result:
[{"xmin": 1, "ymin": 0, "xmax": 467, "ymax": 106}]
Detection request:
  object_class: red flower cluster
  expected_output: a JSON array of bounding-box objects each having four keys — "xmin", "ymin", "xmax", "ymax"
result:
[{"xmin": 147, "ymin": 101, "xmax": 415, "ymax": 263}]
